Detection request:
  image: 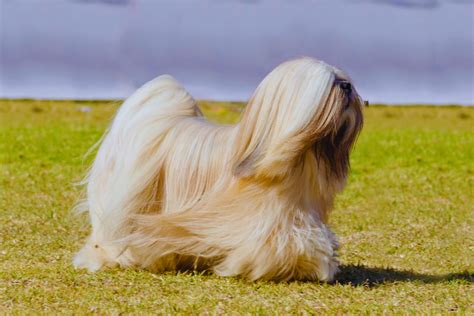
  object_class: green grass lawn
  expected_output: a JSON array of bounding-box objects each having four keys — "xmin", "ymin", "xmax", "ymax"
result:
[{"xmin": 0, "ymin": 99, "xmax": 473, "ymax": 313}]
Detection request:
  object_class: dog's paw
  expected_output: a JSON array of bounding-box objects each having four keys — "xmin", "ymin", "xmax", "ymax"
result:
[
  {"xmin": 317, "ymin": 255, "xmax": 339, "ymax": 282},
  {"xmin": 73, "ymin": 244, "xmax": 108, "ymax": 272}
]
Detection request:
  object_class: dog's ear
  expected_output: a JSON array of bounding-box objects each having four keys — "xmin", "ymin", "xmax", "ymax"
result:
[
  {"xmin": 231, "ymin": 96, "xmax": 266, "ymax": 178},
  {"xmin": 232, "ymin": 65, "xmax": 344, "ymax": 179}
]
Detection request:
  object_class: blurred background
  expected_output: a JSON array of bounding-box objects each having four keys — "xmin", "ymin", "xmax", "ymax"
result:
[{"xmin": 0, "ymin": 0, "xmax": 473, "ymax": 104}]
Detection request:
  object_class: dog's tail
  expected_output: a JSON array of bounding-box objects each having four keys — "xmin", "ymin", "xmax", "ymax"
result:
[{"xmin": 74, "ymin": 75, "xmax": 200, "ymax": 271}]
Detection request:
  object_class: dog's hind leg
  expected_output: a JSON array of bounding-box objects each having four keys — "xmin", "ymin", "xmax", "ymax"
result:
[{"xmin": 74, "ymin": 75, "xmax": 200, "ymax": 271}]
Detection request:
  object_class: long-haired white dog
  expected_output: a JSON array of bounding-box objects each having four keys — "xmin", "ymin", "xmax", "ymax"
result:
[{"xmin": 73, "ymin": 57, "xmax": 364, "ymax": 282}]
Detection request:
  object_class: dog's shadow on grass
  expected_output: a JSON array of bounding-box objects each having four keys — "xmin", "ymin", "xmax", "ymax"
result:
[{"xmin": 334, "ymin": 264, "xmax": 472, "ymax": 287}]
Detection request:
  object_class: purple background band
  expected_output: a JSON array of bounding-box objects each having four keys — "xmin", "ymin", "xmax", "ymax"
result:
[{"xmin": 0, "ymin": 0, "xmax": 473, "ymax": 104}]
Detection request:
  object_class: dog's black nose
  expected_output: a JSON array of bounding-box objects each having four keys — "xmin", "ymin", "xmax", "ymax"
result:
[{"xmin": 340, "ymin": 81, "xmax": 352, "ymax": 93}]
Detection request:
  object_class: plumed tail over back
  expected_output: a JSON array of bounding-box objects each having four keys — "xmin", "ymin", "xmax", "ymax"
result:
[{"xmin": 74, "ymin": 75, "xmax": 200, "ymax": 271}]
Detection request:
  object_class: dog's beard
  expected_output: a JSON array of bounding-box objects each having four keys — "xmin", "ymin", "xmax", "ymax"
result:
[{"xmin": 313, "ymin": 92, "xmax": 363, "ymax": 179}]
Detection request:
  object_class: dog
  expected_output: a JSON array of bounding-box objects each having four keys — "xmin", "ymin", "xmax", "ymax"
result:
[{"xmin": 73, "ymin": 57, "xmax": 364, "ymax": 282}]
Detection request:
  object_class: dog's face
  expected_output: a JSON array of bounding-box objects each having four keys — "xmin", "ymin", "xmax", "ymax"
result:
[
  {"xmin": 233, "ymin": 58, "xmax": 364, "ymax": 180},
  {"xmin": 313, "ymin": 78, "xmax": 364, "ymax": 179}
]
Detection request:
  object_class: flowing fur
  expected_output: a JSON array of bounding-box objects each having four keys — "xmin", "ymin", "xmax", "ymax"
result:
[{"xmin": 73, "ymin": 57, "xmax": 364, "ymax": 281}]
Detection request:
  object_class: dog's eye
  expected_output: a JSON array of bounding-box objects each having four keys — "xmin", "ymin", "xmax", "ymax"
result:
[
  {"xmin": 340, "ymin": 81, "xmax": 352, "ymax": 93},
  {"xmin": 338, "ymin": 81, "xmax": 352, "ymax": 110}
]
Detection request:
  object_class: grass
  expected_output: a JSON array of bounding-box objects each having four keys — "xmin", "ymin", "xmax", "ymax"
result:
[{"xmin": 0, "ymin": 99, "xmax": 473, "ymax": 313}]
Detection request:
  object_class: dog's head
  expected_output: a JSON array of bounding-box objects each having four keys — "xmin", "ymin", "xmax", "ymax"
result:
[{"xmin": 233, "ymin": 57, "xmax": 364, "ymax": 180}]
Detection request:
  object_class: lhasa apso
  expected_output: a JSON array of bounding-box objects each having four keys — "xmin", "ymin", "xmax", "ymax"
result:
[{"xmin": 73, "ymin": 57, "xmax": 364, "ymax": 281}]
